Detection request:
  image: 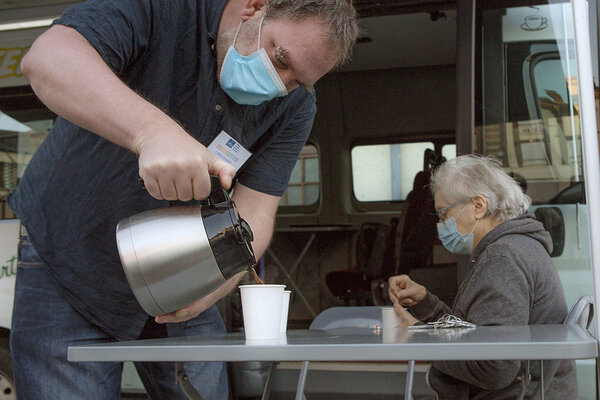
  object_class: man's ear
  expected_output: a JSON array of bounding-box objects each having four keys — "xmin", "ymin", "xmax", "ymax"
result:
[
  {"xmin": 241, "ymin": 0, "xmax": 267, "ymax": 22},
  {"xmin": 472, "ymin": 195, "xmax": 488, "ymax": 219}
]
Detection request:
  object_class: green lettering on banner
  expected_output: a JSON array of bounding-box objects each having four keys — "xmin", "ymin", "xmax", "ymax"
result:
[
  {"xmin": 0, "ymin": 256, "xmax": 17, "ymax": 279},
  {"xmin": 0, "ymin": 47, "xmax": 29, "ymax": 79}
]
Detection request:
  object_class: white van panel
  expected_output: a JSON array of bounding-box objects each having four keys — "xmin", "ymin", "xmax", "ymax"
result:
[
  {"xmin": 0, "ymin": 220, "xmax": 18, "ymax": 330},
  {"xmin": 0, "ymin": 27, "xmax": 47, "ymax": 88}
]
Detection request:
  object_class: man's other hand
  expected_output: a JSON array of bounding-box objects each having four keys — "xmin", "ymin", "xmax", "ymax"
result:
[{"xmin": 154, "ymin": 270, "xmax": 246, "ymax": 324}]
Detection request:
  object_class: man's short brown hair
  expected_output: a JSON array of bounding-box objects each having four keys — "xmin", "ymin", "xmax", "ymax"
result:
[{"xmin": 265, "ymin": 0, "xmax": 360, "ymax": 66}]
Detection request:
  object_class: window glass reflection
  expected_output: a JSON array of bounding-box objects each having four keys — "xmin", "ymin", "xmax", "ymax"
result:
[{"xmin": 280, "ymin": 144, "xmax": 320, "ymax": 207}]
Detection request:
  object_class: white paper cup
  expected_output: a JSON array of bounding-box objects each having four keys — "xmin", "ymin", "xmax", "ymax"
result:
[
  {"xmin": 244, "ymin": 333, "xmax": 288, "ymax": 346},
  {"xmin": 240, "ymin": 284, "xmax": 285, "ymax": 340},
  {"xmin": 278, "ymin": 332, "xmax": 288, "ymax": 345},
  {"xmin": 381, "ymin": 306, "xmax": 404, "ymax": 330},
  {"xmin": 383, "ymin": 326, "xmax": 399, "ymax": 343},
  {"xmin": 280, "ymin": 290, "xmax": 291, "ymax": 333}
]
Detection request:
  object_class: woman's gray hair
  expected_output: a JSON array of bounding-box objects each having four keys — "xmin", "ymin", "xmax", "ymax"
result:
[
  {"xmin": 265, "ymin": 0, "xmax": 360, "ymax": 66},
  {"xmin": 430, "ymin": 154, "xmax": 532, "ymax": 221}
]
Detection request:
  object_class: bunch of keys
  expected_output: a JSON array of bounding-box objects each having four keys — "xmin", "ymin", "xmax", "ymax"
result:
[
  {"xmin": 433, "ymin": 314, "xmax": 476, "ymax": 329},
  {"xmin": 408, "ymin": 314, "xmax": 476, "ymax": 330}
]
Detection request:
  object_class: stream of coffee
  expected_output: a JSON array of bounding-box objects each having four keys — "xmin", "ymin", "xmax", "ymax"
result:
[{"xmin": 251, "ymin": 265, "xmax": 264, "ymax": 284}]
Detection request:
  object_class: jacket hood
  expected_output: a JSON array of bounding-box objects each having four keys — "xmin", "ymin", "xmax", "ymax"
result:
[{"xmin": 471, "ymin": 214, "xmax": 552, "ymax": 259}]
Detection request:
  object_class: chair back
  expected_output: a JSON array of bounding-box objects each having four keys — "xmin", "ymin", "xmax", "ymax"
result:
[
  {"xmin": 529, "ymin": 295, "xmax": 594, "ymax": 399},
  {"xmin": 363, "ymin": 223, "xmax": 392, "ymax": 280},
  {"xmin": 564, "ymin": 295, "xmax": 594, "ymax": 330},
  {"xmin": 310, "ymin": 306, "xmax": 382, "ymax": 330},
  {"xmin": 400, "ymin": 170, "xmax": 431, "ymax": 247}
]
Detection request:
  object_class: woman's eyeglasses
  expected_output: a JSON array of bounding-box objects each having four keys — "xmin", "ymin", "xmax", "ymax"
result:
[{"xmin": 436, "ymin": 203, "xmax": 457, "ymax": 222}]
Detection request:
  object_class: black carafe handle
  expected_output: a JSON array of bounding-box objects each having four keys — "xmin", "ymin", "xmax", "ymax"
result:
[{"xmin": 205, "ymin": 176, "xmax": 229, "ymax": 208}]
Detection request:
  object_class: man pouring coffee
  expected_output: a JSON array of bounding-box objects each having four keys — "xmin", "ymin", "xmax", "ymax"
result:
[{"xmin": 7, "ymin": 0, "xmax": 359, "ymax": 398}]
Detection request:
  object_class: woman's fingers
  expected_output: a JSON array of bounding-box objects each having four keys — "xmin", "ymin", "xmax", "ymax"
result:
[{"xmin": 393, "ymin": 303, "xmax": 420, "ymax": 327}]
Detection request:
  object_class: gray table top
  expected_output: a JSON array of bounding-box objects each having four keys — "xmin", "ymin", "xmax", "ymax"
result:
[{"xmin": 68, "ymin": 325, "xmax": 598, "ymax": 363}]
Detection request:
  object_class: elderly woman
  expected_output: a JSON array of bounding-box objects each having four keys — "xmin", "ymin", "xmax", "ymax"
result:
[{"xmin": 389, "ymin": 155, "xmax": 577, "ymax": 399}]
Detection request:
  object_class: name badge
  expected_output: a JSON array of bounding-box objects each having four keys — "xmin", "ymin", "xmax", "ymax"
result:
[{"xmin": 207, "ymin": 131, "xmax": 252, "ymax": 171}]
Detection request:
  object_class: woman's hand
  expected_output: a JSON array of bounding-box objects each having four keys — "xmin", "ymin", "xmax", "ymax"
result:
[
  {"xmin": 394, "ymin": 303, "xmax": 420, "ymax": 327},
  {"xmin": 388, "ymin": 274, "xmax": 427, "ymax": 307}
]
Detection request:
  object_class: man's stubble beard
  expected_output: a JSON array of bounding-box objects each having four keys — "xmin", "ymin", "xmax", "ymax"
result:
[{"xmin": 215, "ymin": 29, "xmax": 233, "ymax": 76}]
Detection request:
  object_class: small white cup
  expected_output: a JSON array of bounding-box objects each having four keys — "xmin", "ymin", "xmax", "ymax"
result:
[
  {"xmin": 381, "ymin": 306, "xmax": 404, "ymax": 330},
  {"xmin": 383, "ymin": 326, "xmax": 400, "ymax": 343},
  {"xmin": 278, "ymin": 332, "xmax": 288, "ymax": 345},
  {"xmin": 240, "ymin": 284, "xmax": 285, "ymax": 341},
  {"xmin": 280, "ymin": 290, "xmax": 291, "ymax": 333},
  {"xmin": 244, "ymin": 333, "xmax": 288, "ymax": 346}
]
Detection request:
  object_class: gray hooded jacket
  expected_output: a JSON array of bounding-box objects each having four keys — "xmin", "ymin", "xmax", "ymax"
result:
[{"xmin": 410, "ymin": 214, "xmax": 577, "ymax": 399}]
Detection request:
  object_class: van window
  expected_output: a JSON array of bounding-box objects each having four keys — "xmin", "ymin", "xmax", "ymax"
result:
[
  {"xmin": 478, "ymin": 4, "xmax": 583, "ymax": 204},
  {"xmin": 441, "ymin": 144, "xmax": 456, "ymax": 161},
  {"xmin": 279, "ymin": 144, "xmax": 319, "ymax": 206},
  {"xmin": 351, "ymin": 142, "xmax": 434, "ymax": 202}
]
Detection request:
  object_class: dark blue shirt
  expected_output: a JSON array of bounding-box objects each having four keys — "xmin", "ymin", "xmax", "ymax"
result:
[{"xmin": 8, "ymin": 0, "xmax": 316, "ymax": 340}]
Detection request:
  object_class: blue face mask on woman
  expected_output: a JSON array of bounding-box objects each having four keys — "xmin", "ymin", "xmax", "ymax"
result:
[
  {"xmin": 436, "ymin": 202, "xmax": 479, "ymax": 255},
  {"xmin": 220, "ymin": 14, "xmax": 288, "ymax": 105}
]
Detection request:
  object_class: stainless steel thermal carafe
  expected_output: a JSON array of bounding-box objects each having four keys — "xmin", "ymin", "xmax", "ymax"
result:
[{"xmin": 116, "ymin": 177, "xmax": 255, "ymax": 316}]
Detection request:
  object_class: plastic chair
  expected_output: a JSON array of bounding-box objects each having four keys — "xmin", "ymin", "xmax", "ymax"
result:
[
  {"xmin": 525, "ymin": 295, "xmax": 594, "ymax": 400},
  {"xmin": 294, "ymin": 306, "xmax": 415, "ymax": 400}
]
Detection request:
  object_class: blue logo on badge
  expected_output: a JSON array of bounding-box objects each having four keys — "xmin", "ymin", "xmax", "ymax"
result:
[{"xmin": 226, "ymin": 139, "xmax": 235, "ymax": 148}]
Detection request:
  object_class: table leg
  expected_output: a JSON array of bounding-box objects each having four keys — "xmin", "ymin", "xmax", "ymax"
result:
[
  {"xmin": 540, "ymin": 360, "xmax": 544, "ymax": 400},
  {"xmin": 295, "ymin": 361, "xmax": 310, "ymax": 400},
  {"xmin": 260, "ymin": 361, "xmax": 278, "ymax": 400},
  {"xmin": 175, "ymin": 362, "xmax": 204, "ymax": 400},
  {"xmin": 405, "ymin": 360, "xmax": 415, "ymax": 400},
  {"xmin": 516, "ymin": 360, "xmax": 531, "ymax": 400}
]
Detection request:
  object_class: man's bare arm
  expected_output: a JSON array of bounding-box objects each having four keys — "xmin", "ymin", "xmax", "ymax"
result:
[
  {"xmin": 231, "ymin": 183, "xmax": 279, "ymax": 260},
  {"xmin": 22, "ymin": 25, "xmax": 235, "ymax": 200}
]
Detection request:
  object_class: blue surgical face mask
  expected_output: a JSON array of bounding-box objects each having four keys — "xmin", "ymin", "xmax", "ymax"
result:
[
  {"xmin": 220, "ymin": 14, "xmax": 288, "ymax": 105},
  {"xmin": 436, "ymin": 202, "xmax": 479, "ymax": 255}
]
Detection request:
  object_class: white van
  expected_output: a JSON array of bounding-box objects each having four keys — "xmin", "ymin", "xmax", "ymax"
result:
[{"xmin": 1, "ymin": 1, "xmax": 599, "ymax": 399}]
